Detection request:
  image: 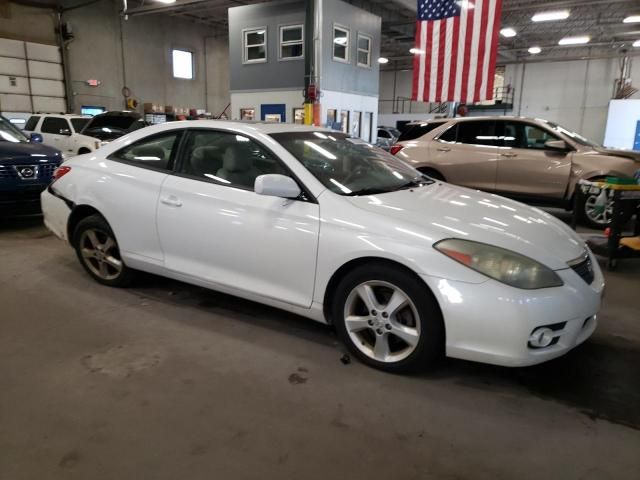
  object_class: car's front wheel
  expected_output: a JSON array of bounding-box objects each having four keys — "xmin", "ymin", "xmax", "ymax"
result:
[
  {"xmin": 332, "ymin": 264, "xmax": 444, "ymax": 373},
  {"xmin": 72, "ymin": 214, "xmax": 134, "ymax": 286}
]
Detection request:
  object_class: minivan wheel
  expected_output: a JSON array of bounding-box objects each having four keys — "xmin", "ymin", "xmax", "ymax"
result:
[
  {"xmin": 579, "ymin": 192, "xmax": 632, "ymax": 229},
  {"xmin": 332, "ymin": 264, "xmax": 444, "ymax": 373},
  {"xmin": 72, "ymin": 215, "xmax": 134, "ymax": 286}
]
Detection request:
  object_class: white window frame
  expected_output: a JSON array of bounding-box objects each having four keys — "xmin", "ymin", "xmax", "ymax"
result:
[
  {"xmin": 243, "ymin": 27, "xmax": 267, "ymax": 64},
  {"xmin": 356, "ymin": 32, "xmax": 372, "ymax": 68},
  {"xmin": 332, "ymin": 24, "xmax": 350, "ymax": 63},
  {"xmin": 172, "ymin": 49, "xmax": 194, "ymax": 80},
  {"xmin": 279, "ymin": 24, "xmax": 304, "ymax": 61}
]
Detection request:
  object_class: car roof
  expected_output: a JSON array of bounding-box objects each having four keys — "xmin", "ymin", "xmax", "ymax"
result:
[
  {"xmin": 153, "ymin": 120, "xmax": 334, "ymax": 135},
  {"xmin": 33, "ymin": 113, "xmax": 89, "ymax": 119},
  {"xmin": 407, "ymin": 116, "xmax": 549, "ymax": 125}
]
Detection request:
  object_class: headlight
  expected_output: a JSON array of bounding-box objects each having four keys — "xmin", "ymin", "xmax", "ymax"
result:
[{"xmin": 434, "ymin": 239, "xmax": 563, "ymax": 289}]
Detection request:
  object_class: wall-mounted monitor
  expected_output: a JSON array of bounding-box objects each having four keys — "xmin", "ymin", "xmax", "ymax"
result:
[{"xmin": 81, "ymin": 105, "xmax": 106, "ymax": 116}]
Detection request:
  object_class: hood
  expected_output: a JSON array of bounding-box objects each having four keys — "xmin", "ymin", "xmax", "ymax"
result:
[
  {"xmin": 0, "ymin": 141, "xmax": 62, "ymax": 164},
  {"xmin": 346, "ymin": 182, "xmax": 586, "ymax": 270},
  {"xmin": 593, "ymin": 147, "xmax": 640, "ymax": 163}
]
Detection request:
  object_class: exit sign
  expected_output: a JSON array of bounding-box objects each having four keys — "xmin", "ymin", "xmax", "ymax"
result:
[{"xmin": 86, "ymin": 79, "xmax": 101, "ymax": 87}]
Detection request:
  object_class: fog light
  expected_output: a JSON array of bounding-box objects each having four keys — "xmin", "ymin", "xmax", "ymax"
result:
[{"xmin": 528, "ymin": 328, "xmax": 555, "ymax": 348}]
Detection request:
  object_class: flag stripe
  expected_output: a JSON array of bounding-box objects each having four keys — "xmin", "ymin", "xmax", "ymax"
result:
[
  {"xmin": 447, "ymin": 15, "xmax": 460, "ymax": 101},
  {"xmin": 412, "ymin": 0, "xmax": 502, "ymax": 103},
  {"xmin": 474, "ymin": 0, "xmax": 490, "ymax": 102},
  {"xmin": 429, "ymin": 21, "xmax": 440, "ymax": 102},
  {"xmin": 485, "ymin": 0, "xmax": 503, "ymax": 99},
  {"xmin": 440, "ymin": 17, "xmax": 454, "ymax": 100}
]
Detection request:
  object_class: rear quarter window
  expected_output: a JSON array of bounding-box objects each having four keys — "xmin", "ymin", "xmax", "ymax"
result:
[
  {"xmin": 398, "ymin": 122, "xmax": 446, "ymax": 142},
  {"xmin": 24, "ymin": 116, "xmax": 40, "ymax": 131}
]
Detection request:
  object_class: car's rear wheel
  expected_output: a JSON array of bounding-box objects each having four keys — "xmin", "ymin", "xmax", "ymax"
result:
[
  {"xmin": 72, "ymin": 215, "xmax": 134, "ymax": 286},
  {"xmin": 332, "ymin": 264, "xmax": 444, "ymax": 373}
]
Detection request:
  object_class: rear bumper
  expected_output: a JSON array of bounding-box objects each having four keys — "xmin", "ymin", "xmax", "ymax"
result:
[{"xmin": 41, "ymin": 187, "xmax": 72, "ymax": 241}]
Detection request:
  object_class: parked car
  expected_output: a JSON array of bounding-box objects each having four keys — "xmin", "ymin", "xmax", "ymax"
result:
[
  {"xmin": 375, "ymin": 126, "xmax": 401, "ymax": 150},
  {"xmin": 42, "ymin": 121, "xmax": 603, "ymax": 372},
  {"xmin": 80, "ymin": 111, "xmax": 147, "ymax": 143},
  {"xmin": 0, "ymin": 115, "xmax": 63, "ymax": 215},
  {"xmin": 23, "ymin": 113, "xmax": 100, "ymax": 156},
  {"xmin": 392, "ymin": 116, "xmax": 640, "ymax": 228}
]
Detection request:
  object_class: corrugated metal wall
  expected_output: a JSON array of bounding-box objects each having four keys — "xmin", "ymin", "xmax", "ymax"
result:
[{"xmin": 0, "ymin": 37, "xmax": 66, "ymax": 113}]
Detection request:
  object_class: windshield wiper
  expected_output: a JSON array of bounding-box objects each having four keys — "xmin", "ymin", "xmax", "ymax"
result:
[
  {"xmin": 346, "ymin": 187, "xmax": 393, "ymax": 196},
  {"xmin": 392, "ymin": 175, "xmax": 434, "ymax": 191}
]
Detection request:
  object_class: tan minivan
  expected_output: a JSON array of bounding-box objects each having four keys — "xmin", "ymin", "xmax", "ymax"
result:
[{"xmin": 393, "ymin": 116, "xmax": 640, "ymax": 228}]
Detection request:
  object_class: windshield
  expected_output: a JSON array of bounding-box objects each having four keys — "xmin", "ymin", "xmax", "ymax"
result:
[
  {"xmin": 0, "ymin": 116, "xmax": 29, "ymax": 143},
  {"xmin": 71, "ymin": 117, "xmax": 90, "ymax": 132},
  {"xmin": 544, "ymin": 121, "xmax": 600, "ymax": 147},
  {"xmin": 271, "ymin": 132, "xmax": 432, "ymax": 196}
]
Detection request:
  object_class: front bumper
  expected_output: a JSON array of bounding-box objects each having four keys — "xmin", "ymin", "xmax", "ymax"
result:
[
  {"xmin": 0, "ymin": 185, "xmax": 47, "ymax": 215},
  {"xmin": 41, "ymin": 187, "xmax": 72, "ymax": 241},
  {"xmin": 422, "ymin": 252, "xmax": 604, "ymax": 367}
]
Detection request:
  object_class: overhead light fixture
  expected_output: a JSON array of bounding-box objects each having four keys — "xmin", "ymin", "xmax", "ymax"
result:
[
  {"xmin": 623, "ymin": 15, "xmax": 640, "ymax": 23},
  {"xmin": 409, "ymin": 48, "xmax": 424, "ymax": 54},
  {"xmin": 634, "ymin": 39, "xmax": 640, "ymax": 47},
  {"xmin": 528, "ymin": 46, "xmax": 542, "ymax": 54},
  {"xmin": 558, "ymin": 36, "xmax": 590, "ymax": 45},
  {"xmin": 377, "ymin": 57, "xmax": 389, "ymax": 64},
  {"xmin": 532, "ymin": 10, "xmax": 570, "ymax": 22},
  {"xmin": 500, "ymin": 28, "xmax": 517, "ymax": 38},
  {"xmin": 156, "ymin": 0, "xmax": 177, "ymax": 3}
]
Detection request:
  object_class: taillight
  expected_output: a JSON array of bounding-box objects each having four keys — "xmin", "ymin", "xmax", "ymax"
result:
[
  {"xmin": 52, "ymin": 165, "xmax": 72, "ymax": 182},
  {"xmin": 389, "ymin": 144, "xmax": 404, "ymax": 155}
]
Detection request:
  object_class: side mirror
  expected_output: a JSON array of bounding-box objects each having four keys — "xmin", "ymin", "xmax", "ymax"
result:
[
  {"xmin": 544, "ymin": 139, "xmax": 569, "ymax": 152},
  {"xmin": 59, "ymin": 128, "xmax": 72, "ymax": 136},
  {"xmin": 255, "ymin": 174, "xmax": 301, "ymax": 199},
  {"xmin": 29, "ymin": 132, "xmax": 43, "ymax": 143}
]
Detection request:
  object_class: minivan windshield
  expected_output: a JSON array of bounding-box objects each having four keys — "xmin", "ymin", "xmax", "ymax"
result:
[
  {"xmin": 0, "ymin": 116, "xmax": 29, "ymax": 143},
  {"xmin": 271, "ymin": 132, "xmax": 432, "ymax": 196}
]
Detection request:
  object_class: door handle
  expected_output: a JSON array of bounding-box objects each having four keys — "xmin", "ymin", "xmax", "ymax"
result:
[
  {"xmin": 161, "ymin": 195, "xmax": 182, "ymax": 207},
  {"xmin": 500, "ymin": 152, "xmax": 517, "ymax": 158},
  {"xmin": 437, "ymin": 147, "xmax": 451, "ymax": 152}
]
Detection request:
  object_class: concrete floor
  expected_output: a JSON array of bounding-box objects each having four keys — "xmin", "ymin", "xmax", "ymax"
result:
[{"xmin": 1, "ymin": 214, "xmax": 639, "ymax": 480}]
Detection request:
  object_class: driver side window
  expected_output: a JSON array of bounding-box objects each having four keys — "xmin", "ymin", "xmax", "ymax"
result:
[
  {"xmin": 501, "ymin": 122, "xmax": 559, "ymax": 150},
  {"xmin": 178, "ymin": 130, "xmax": 286, "ymax": 190}
]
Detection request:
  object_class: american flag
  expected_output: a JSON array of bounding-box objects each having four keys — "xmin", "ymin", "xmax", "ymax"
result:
[{"xmin": 412, "ymin": 0, "xmax": 503, "ymax": 103}]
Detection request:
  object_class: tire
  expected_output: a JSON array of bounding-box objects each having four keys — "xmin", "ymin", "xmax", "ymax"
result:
[
  {"xmin": 332, "ymin": 263, "xmax": 444, "ymax": 373},
  {"xmin": 72, "ymin": 214, "xmax": 135, "ymax": 287},
  {"xmin": 578, "ymin": 190, "xmax": 633, "ymax": 230}
]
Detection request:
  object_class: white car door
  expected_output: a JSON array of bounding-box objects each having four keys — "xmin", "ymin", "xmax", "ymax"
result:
[
  {"xmin": 100, "ymin": 130, "xmax": 184, "ymax": 262},
  {"xmin": 156, "ymin": 129, "xmax": 320, "ymax": 308},
  {"xmin": 40, "ymin": 117, "xmax": 72, "ymax": 153}
]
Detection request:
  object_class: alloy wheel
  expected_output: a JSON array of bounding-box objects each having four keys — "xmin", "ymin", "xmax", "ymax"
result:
[
  {"xmin": 343, "ymin": 281, "xmax": 421, "ymax": 363},
  {"xmin": 584, "ymin": 194, "xmax": 614, "ymax": 226},
  {"xmin": 79, "ymin": 228, "xmax": 123, "ymax": 281}
]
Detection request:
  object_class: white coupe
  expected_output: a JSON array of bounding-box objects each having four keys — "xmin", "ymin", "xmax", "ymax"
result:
[{"xmin": 42, "ymin": 121, "xmax": 604, "ymax": 372}]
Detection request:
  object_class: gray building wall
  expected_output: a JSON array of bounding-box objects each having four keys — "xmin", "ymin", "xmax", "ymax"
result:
[
  {"xmin": 321, "ymin": 0, "xmax": 380, "ymax": 96},
  {"xmin": 228, "ymin": 1, "xmax": 306, "ymax": 92},
  {"xmin": 0, "ymin": 0, "xmax": 230, "ymax": 115}
]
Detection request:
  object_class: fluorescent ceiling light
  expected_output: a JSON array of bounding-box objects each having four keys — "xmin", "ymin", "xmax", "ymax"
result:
[
  {"xmin": 532, "ymin": 10, "xmax": 570, "ymax": 22},
  {"xmin": 156, "ymin": 0, "xmax": 177, "ymax": 4},
  {"xmin": 558, "ymin": 36, "xmax": 590, "ymax": 45},
  {"xmin": 528, "ymin": 46, "xmax": 541, "ymax": 54},
  {"xmin": 623, "ymin": 15, "xmax": 640, "ymax": 23},
  {"xmin": 409, "ymin": 47, "xmax": 424, "ymax": 54},
  {"xmin": 500, "ymin": 28, "xmax": 517, "ymax": 38},
  {"xmin": 634, "ymin": 39, "xmax": 640, "ymax": 47},
  {"xmin": 377, "ymin": 57, "xmax": 389, "ymax": 64}
]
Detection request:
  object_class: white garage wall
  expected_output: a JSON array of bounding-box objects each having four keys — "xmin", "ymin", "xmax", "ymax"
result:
[{"xmin": 380, "ymin": 57, "xmax": 640, "ymax": 143}]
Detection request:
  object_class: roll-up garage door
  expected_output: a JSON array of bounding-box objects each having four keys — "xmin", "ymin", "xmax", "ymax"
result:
[{"xmin": 0, "ymin": 37, "xmax": 66, "ymax": 113}]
